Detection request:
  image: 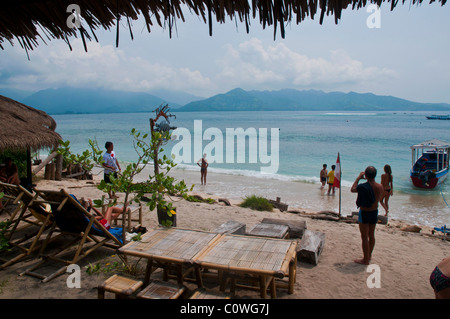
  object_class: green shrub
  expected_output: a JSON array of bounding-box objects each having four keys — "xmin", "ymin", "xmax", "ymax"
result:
[{"xmin": 239, "ymin": 195, "xmax": 273, "ymax": 212}]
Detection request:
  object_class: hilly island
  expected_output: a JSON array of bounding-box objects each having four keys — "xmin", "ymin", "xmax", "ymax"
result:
[{"xmin": 1, "ymin": 87, "xmax": 449, "ymax": 114}]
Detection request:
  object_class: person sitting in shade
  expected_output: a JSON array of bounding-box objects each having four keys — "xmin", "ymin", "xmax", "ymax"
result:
[
  {"xmin": 0, "ymin": 157, "xmax": 20, "ymax": 185},
  {"xmin": 79, "ymin": 197, "xmax": 129, "ymax": 230}
]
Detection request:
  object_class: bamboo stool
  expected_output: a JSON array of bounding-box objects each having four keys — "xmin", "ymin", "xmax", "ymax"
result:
[
  {"xmin": 137, "ymin": 280, "xmax": 186, "ymax": 299},
  {"xmin": 98, "ymin": 274, "xmax": 143, "ymax": 299},
  {"xmin": 190, "ymin": 289, "xmax": 230, "ymax": 299}
]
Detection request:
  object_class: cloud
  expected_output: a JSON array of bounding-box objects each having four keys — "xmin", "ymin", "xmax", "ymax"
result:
[
  {"xmin": 215, "ymin": 38, "xmax": 397, "ymax": 92},
  {"xmin": 0, "ymin": 39, "xmax": 212, "ymax": 93}
]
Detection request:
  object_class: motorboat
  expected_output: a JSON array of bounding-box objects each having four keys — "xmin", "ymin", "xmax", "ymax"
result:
[{"xmin": 410, "ymin": 139, "xmax": 449, "ymax": 189}]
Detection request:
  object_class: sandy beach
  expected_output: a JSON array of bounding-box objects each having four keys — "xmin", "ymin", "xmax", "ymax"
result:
[{"xmin": 0, "ymin": 169, "xmax": 448, "ymax": 301}]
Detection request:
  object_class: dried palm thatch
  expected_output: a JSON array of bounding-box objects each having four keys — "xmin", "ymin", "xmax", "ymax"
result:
[
  {"xmin": 0, "ymin": 0, "xmax": 447, "ymax": 54},
  {"xmin": 0, "ymin": 95, "xmax": 61, "ymax": 152}
]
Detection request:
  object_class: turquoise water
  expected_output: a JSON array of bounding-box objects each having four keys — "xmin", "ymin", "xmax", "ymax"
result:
[{"xmin": 52, "ymin": 110, "xmax": 450, "ymax": 227}]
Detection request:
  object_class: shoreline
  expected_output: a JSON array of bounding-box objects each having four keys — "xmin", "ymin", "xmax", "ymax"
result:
[
  {"xmin": 164, "ymin": 165, "xmax": 449, "ymax": 229},
  {"xmin": 0, "ymin": 169, "xmax": 448, "ymax": 299}
]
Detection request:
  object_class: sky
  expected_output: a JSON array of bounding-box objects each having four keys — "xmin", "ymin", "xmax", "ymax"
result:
[{"xmin": 0, "ymin": 2, "xmax": 450, "ymax": 103}]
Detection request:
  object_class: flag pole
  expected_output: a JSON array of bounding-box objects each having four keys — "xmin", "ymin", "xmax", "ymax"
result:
[
  {"xmin": 333, "ymin": 152, "xmax": 341, "ymax": 218},
  {"xmin": 339, "ymin": 152, "xmax": 341, "ymax": 218}
]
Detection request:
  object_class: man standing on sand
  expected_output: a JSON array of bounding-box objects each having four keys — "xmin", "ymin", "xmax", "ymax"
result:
[
  {"xmin": 103, "ymin": 141, "xmax": 121, "ymax": 199},
  {"xmin": 351, "ymin": 166, "xmax": 384, "ymax": 265}
]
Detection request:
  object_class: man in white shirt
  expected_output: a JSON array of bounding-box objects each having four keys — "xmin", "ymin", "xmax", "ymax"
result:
[{"xmin": 103, "ymin": 141, "xmax": 121, "ymax": 198}]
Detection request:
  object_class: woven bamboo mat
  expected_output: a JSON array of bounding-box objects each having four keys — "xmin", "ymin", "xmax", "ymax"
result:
[
  {"xmin": 247, "ymin": 223, "xmax": 289, "ymax": 238},
  {"xmin": 119, "ymin": 228, "xmax": 221, "ymax": 262},
  {"xmin": 196, "ymin": 234, "xmax": 297, "ymax": 275}
]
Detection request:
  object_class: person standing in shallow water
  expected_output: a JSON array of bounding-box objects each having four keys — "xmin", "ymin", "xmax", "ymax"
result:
[
  {"xmin": 197, "ymin": 153, "xmax": 208, "ymax": 185},
  {"xmin": 327, "ymin": 165, "xmax": 336, "ymax": 195},
  {"xmin": 320, "ymin": 164, "xmax": 328, "ymax": 189},
  {"xmin": 380, "ymin": 164, "xmax": 393, "ymax": 216}
]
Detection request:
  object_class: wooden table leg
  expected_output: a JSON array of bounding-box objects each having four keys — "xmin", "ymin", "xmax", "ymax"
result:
[
  {"xmin": 195, "ymin": 267, "xmax": 204, "ymax": 288},
  {"xmin": 176, "ymin": 264, "xmax": 183, "ymax": 284},
  {"xmin": 270, "ymin": 277, "xmax": 277, "ymax": 299},
  {"xmin": 288, "ymin": 260, "xmax": 295, "ymax": 294},
  {"xmin": 259, "ymin": 276, "xmax": 267, "ymax": 299},
  {"xmin": 220, "ymin": 271, "xmax": 229, "ymax": 292},
  {"xmin": 144, "ymin": 258, "xmax": 153, "ymax": 286}
]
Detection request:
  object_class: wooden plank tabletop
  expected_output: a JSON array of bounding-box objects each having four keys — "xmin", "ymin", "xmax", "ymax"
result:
[
  {"xmin": 119, "ymin": 227, "xmax": 222, "ymax": 263},
  {"xmin": 195, "ymin": 234, "xmax": 297, "ymax": 277}
]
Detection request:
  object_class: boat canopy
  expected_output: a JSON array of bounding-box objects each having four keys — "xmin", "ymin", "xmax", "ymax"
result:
[{"xmin": 410, "ymin": 139, "xmax": 450, "ymax": 150}]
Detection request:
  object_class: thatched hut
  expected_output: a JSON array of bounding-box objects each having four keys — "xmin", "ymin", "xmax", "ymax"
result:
[
  {"xmin": 0, "ymin": 95, "xmax": 61, "ymax": 186},
  {"xmin": 0, "ymin": 0, "xmax": 447, "ymax": 53}
]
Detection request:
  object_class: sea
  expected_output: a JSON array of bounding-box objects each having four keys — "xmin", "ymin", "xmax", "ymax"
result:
[{"xmin": 50, "ymin": 110, "xmax": 450, "ymax": 228}]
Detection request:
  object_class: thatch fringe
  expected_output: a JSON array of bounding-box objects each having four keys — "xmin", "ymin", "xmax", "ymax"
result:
[
  {"xmin": 0, "ymin": 95, "xmax": 61, "ymax": 152},
  {"xmin": 0, "ymin": 0, "xmax": 446, "ymax": 51}
]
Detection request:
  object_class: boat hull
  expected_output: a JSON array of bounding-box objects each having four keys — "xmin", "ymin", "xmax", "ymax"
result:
[{"xmin": 410, "ymin": 168, "xmax": 448, "ymax": 189}]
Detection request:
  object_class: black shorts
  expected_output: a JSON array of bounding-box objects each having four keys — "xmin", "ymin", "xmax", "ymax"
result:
[
  {"xmin": 104, "ymin": 172, "xmax": 117, "ymax": 184},
  {"xmin": 358, "ymin": 209, "xmax": 378, "ymax": 224}
]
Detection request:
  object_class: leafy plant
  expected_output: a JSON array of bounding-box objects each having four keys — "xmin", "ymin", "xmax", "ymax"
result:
[
  {"xmin": 85, "ymin": 260, "xmax": 123, "ymax": 275},
  {"xmin": 240, "ymin": 195, "xmax": 273, "ymax": 212},
  {"xmin": 186, "ymin": 195, "xmax": 216, "ymax": 204},
  {"xmin": 131, "ymin": 233, "xmax": 142, "ymax": 241},
  {"xmin": 0, "ymin": 218, "xmax": 11, "ymax": 252},
  {"xmin": 57, "ymin": 139, "xmax": 104, "ymax": 174},
  {"xmin": 0, "ymin": 279, "xmax": 8, "ymax": 294}
]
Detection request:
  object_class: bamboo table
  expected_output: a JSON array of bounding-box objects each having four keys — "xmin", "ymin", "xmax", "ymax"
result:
[
  {"xmin": 118, "ymin": 227, "xmax": 222, "ymax": 288},
  {"xmin": 195, "ymin": 234, "xmax": 298, "ymax": 298}
]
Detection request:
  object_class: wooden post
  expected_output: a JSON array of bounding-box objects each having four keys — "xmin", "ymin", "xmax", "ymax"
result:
[
  {"xmin": 50, "ymin": 163, "xmax": 56, "ymax": 180},
  {"xmin": 44, "ymin": 164, "xmax": 52, "ymax": 180},
  {"xmin": 26, "ymin": 147, "xmax": 32, "ymax": 187},
  {"xmin": 55, "ymin": 154, "xmax": 63, "ymax": 181}
]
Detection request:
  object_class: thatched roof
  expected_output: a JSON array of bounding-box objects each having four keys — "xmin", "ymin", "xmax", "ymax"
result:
[
  {"xmin": 0, "ymin": 95, "xmax": 61, "ymax": 152},
  {"xmin": 0, "ymin": 0, "xmax": 447, "ymax": 53}
]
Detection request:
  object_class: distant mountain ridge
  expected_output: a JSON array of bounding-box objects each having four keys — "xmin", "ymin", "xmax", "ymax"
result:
[
  {"xmin": 19, "ymin": 87, "xmax": 183, "ymax": 115},
  {"xmin": 179, "ymin": 88, "xmax": 450, "ymax": 112},
  {"xmin": 0, "ymin": 87, "xmax": 204, "ymax": 115},
  {"xmin": 1, "ymin": 87, "xmax": 449, "ymax": 114}
]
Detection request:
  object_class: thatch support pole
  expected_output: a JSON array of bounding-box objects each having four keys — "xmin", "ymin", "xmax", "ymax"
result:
[
  {"xmin": 26, "ymin": 147, "xmax": 32, "ymax": 187},
  {"xmin": 55, "ymin": 154, "xmax": 63, "ymax": 181},
  {"xmin": 44, "ymin": 164, "xmax": 52, "ymax": 180}
]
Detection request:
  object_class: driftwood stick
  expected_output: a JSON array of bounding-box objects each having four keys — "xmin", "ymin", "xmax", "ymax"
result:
[{"xmin": 33, "ymin": 151, "xmax": 57, "ymax": 174}]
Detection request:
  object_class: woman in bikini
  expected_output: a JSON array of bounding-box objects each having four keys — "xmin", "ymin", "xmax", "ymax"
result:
[
  {"xmin": 197, "ymin": 153, "xmax": 208, "ymax": 185},
  {"xmin": 380, "ymin": 164, "xmax": 393, "ymax": 216},
  {"xmin": 430, "ymin": 257, "xmax": 450, "ymax": 299}
]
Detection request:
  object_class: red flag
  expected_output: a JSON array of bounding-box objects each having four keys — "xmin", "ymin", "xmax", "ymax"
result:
[{"xmin": 333, "ymin": 153, "xmax": 341, "ymax": 188}]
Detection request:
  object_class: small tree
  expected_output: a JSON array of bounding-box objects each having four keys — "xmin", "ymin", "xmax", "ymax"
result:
[
  {"xmin": 57, "ymin": 139, "xmax": 103, "ymax": 179},
  {"xmin": 91, "ymin": 126, "xmax": 191, "ymax": 242}
]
